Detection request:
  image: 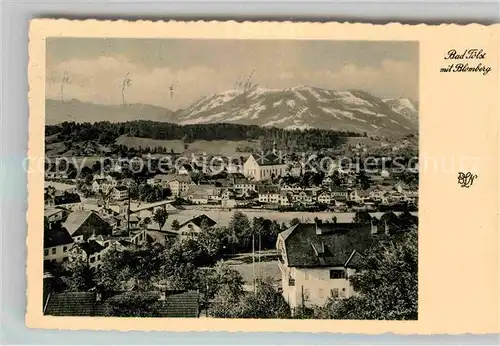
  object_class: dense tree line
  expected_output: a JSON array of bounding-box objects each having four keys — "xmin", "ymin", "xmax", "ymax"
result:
[{"xmin": 46, "ymin": 121, "xmax": 361, "ymax": 152}]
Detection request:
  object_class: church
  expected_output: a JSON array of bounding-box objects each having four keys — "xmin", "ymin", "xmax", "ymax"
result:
[{"xmin": 243, "ymin": 143, "xmax": 287, "ymax": 181}]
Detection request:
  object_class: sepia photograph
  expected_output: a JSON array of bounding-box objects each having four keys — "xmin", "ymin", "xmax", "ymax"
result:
[{"xmin": 41, "ymin": 38, "xmax": 419, "ymax": 320}]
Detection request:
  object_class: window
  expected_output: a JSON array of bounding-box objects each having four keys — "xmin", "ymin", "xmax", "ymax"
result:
[
  {"xmin": 288, "ymin": 278, "xmax": 295, "ymax": 286},
  {"xmin": 330, "ymin": 269, "xmax": 346, "ymax": 279},
  {"xmin": 331, "ymin": 288, "xmax": 339, "ymax": 298},
  {"xmin": 303, "ymin": 289, "xmax": 310, "ymax": 300},
  {"xmin": 97, "ymin": 255, "xmax": 101, "ymax": 261},
  {"xmin": 51, "ymin": 248, "xmax": 56, "ymax": 255},
  {"xmin": 44, "ymin": 249, "xmax": 48, "ymax": 256},
  {"xmin": 90, "ymin": 257, "xmax": 95, "ymax": 263},
  {"xmin": 63, "ymin": 257, "xmax": 68, "ymax": 262},
  {"xmin": 63, "ymin": 246, "xmax": 67, "ymax": 252},
  {"xmin": 318, "ymin": 288, "xmax": 325, "ymax": 298},
  {"xmin": 304, "ymin": 272, "xmax": 310, "ymax": 280}
]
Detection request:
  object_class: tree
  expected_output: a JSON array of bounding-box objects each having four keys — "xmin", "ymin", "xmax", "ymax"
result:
[
  {"xmin": 196, "ymin": 227, "xmax": 224, "ymax": 262},
  {"xmin": 171, "ymin": 219, "xmax": 180, "ymax": 231},
  {"xmin": 353, "ymin": 210, "xmax": 372, "ymax": 224},
  {"xmin": 320, "ymin": 230, "xmax": 418, "ymax": 320},
  {"xmin": 290, "ymin": 218, "xmax": 301, "ymax": 226},
  {"xmin": 205, "ymin": 260, "xmax": 244, "ymax": 301},
  {"xmin": 63, "ymin": 258, "xmax": 96, "ymax": 292},
  {"xmin": 210, "ymin": 277, "xmax": 291, "ymax": 319},
  {"xmin": 357, "ymin": 170, "xmax": 370, "ymax": 190},
  {"xmin": 103, "ymin": 291, "xmax": 160, "ymax": 317},
  {"xmin": 380, "ymin": 211, "xmax": 399, "ymax": 229},
  {"xmin": 140, "ymin": 216, "xmax": 151, "ymax": 230},
  {"xmin": 161, "ymin": 262, "xmax": 201, "ymax": 291},
  {"xmin": 398, "ymin": 211, "xmax": 418, "ymax": 229},
  {"xmin": 91, "ymin": 160, "xmax": 101, "ymax": 174},
  {"xmin": 228, "ymin": 211, "xmax": 251, "ymax": 251},
  {"xmin": 153, "ymin": 208, "xmax": 168, "ymax": 229},
  {"xmin": 97, "ymin": 244, "xmax": 165, "ymax": 292}
]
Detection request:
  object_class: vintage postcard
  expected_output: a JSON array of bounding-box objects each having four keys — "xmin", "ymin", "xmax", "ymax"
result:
[{"xmin": 27, "ymin": 20, "xmax": 499, "ymax": 334}]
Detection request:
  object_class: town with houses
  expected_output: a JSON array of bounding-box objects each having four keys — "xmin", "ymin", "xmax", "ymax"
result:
[{"xmin": 43, "ymin": 139, "xmax": 419, "ymax": 319}]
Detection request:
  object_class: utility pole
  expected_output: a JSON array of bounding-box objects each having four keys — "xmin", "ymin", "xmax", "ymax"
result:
[
  {"xmin": 252, "ymin": 232, "xmax": 256, "ymax": 294},
  {"xmin": 258, "ymin": 232, "xmax": 262, "ymax": 276},
  {"xmin": 301, "ymin": 286, "xmax": 305, "ymax": 316},
  {"xmin": 127, "ymin": 186, "xmax": 131, "ymax": 237}
]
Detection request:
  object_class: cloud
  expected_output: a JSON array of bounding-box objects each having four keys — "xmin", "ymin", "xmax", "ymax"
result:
[
  {"xmin": 46, "ymin": 55, "xmax": 418, "ymax": 109},
  {"xmin": 314, "ymin": 59, "xmax": 418, "ymax": 100}
]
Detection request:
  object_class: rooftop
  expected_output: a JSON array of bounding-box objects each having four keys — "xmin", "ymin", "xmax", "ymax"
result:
[
  {"xmin": 44, "ymin": 227, "xmax": 74, "ymax": 248},
  {"xmin": 179, "ymin": 214, "xmax": 217, "ymax": 229},
  {"xmin": 279, "ymin": 222, "xmax": 375, "ymax": 267},
  {"xmin": 61, "ymin": 210, "xmax": 93, "ymax": 236},
  {"xmin": 44, "ymin": 290, "xmax": 200, "ymax": 317}
]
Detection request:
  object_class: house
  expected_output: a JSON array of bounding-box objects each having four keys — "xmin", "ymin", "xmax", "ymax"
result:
[
  {"xmin": 243, "ymin": 153, "xmax": 287, "ymax": 181},
  {"xmin": 113, "ymin": 186, "xmax": 129, "ymax": 201},
  {"xmin": 278, "ymin": 192, "xmax": 292, "ymax": 206},
  {"xmin": 231, "ymin": 176, "xmax": 256, "ymax": 195},
  {"xmin": 62, "ymin": 210, "xmax": 111, "ymax": 242},
  {"xmin": 92, "ymin": 179, "xmax": 108, "ymax": 193},
  {"xmin": 168, "ymin": 176, "xmax": 195, "ymax": 196},
  {"xmin": 44, "ymin": 226, "xmax": 74, "ymax": 264},
  {"xmin": 177, "ymin": 215, "xmax": 217, "ymax": 238},
  {"xmin": 69, "ymin": 239, "xmax": 106, "ymax": 271},
  {"xmin": 43, "ymin": 290, "xmax": 200, "ymax": 317},
  {"xmin": 184, "ymin": 184, "xmax": 218, "ymax": 204},
  {"xmin": 276, "ymin": 222, "xmax": 377, "ymax": 310},
  {"xmin": 316, "ymin": 191, "xmax": 332, "ymax": 205},
  {"xmin": 258, "ymin": 192, "xmax": 280, "ymax": 204},
  {"xmin": 146, "ymin": 174, "xmax": 194, "ymax": 196},
  {"xmin": 349, "ymin": 189, "xmax": 370, "ymax": 203},
  {"xmin": 44, "ymin": 207, "xmax": 67, "ymax": 223},
  {"xmin": 292, "ymin": 191, "xmax": 314, "ymax": 205}
]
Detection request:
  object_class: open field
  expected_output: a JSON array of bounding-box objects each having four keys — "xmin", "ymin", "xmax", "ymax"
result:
[
  {"xmin": 226, "ymin": 251, "xmax": 281, "ymax": 286},
  {"xmin": 115, "ymin": 136, "xmax": 260, "ymax": 156},
  {"xmin": 170, "ymin": 207, "xmax": 418, "ymax": 228},
  {"xmin": 186, "ymin": 139, "xmax": 261, "ymax": 156},
  {"xmin": 345, "ymin": 136, "xmax": 387, "ymax": 146}
]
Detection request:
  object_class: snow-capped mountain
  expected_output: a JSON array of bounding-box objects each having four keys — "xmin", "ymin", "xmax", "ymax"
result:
[
  {"xmin": 382, "ymin": 97, "xmax": 419, "ymax": 124},
  {"xmin": 176, "ymin": 85, "xmax": 418, "ymax": 136}
]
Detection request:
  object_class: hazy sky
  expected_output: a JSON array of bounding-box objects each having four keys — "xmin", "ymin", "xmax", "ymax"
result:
[{"xmin": 46, "ymin": 38, "xmax": 418, "ymax": 110}]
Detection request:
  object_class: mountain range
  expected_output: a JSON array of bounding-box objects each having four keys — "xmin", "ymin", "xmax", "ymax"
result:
[{"xmin": 46, "ymin": 85, "xmax": 418, "ymax": 136}]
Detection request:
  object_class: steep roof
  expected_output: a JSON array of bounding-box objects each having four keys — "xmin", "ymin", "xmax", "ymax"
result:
[
  {"xmin": 61, "ymin": 210, "xmax": 93, "ymax": 235},
  {"xmin": 280, "ymin": 223, "xmax": 375, "ymax": 267},
  {"xmin": 44, "ymin": 292, "xmax": 96, "ymax": 316},
  {"xmin": 44, "ymin": 291, "xmax": 200, "ymax": 317},
  {"xmin": 44, "ymin": 227, "xmax": 74, "ymax": 248},
  {"xmin": 250, "ymin": 152, "xmax": 285, "ymax": 167},
  {"xmin": 179, "ymin": 214, "xmax": 216, "ymax": 229},
  {"xmin": 155, "ymin": 291, "xmax": 200, "ymax": 317},
  {"xmin": 44, "ymin": 207, "xmax": 64, "ymax": 218}
]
